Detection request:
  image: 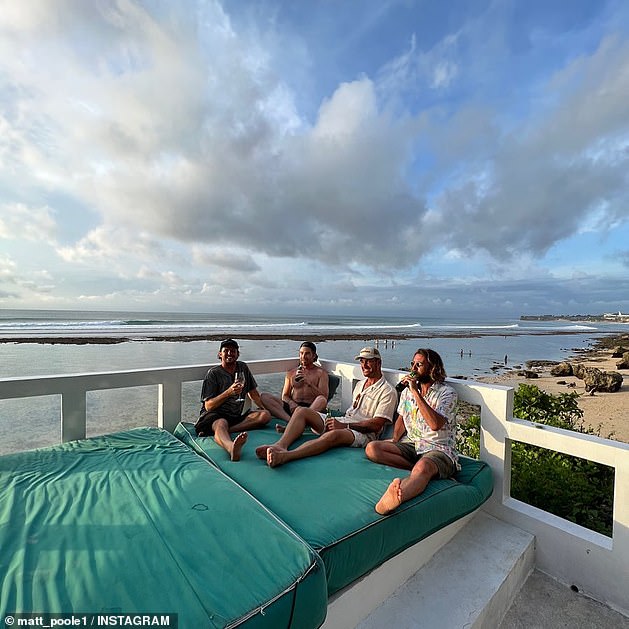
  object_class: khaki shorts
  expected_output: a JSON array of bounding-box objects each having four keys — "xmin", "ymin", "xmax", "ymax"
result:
[{"xmin": 393, "ymin": 442, "xmax": 456, "ymax": 479}]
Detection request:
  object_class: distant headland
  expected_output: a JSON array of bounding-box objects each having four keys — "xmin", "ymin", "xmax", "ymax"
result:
[{"xmin": 521, "ymin": 312, "xmax": 629, "ymax": 323}]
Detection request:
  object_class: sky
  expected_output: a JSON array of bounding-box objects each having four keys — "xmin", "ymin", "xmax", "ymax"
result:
[{"xmin": 0, "ymin": 0, "xmax": 628, "ymax": 318}]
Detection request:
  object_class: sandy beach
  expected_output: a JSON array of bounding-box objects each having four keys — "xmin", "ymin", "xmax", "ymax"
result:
[{"xmin": 477, "ymin": 334, "xmax": 629, "ymax": 443}]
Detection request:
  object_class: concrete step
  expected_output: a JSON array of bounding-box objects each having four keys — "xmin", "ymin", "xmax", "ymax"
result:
[{"xmin": 356, "ymin": 510, "xmax": 535, "ymax": 629}]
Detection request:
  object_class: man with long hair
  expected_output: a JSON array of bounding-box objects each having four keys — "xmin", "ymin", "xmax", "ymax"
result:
[{"xmin": 366, "ymin": 348, "xmax": 458, "ymax": 515}]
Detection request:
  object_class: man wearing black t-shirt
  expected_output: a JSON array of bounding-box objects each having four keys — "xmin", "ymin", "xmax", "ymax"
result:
[{"xmin": 195, "ymin": 339, "xmax": 270, "ymax": 460}]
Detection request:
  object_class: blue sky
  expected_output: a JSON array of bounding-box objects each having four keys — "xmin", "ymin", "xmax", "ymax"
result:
[{"xmin": 1, "ymin": 0, "xmax": 628, "ymax": 317}]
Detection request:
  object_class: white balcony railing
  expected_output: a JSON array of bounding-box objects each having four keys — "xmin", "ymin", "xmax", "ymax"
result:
[{"xmin": 0, "ymin": 357, "xmax": 627, "ymax": 616}]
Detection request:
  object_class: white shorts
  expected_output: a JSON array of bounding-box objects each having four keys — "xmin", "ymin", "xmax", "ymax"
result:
[{"xmin": 311, "ymin": 414, "xmax": 377, "ymax": 448}]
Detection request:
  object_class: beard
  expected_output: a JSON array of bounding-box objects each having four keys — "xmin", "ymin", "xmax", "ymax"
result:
[{"xmin": 416, "ymin": 372, "xmax": 432, "ymax": 384}]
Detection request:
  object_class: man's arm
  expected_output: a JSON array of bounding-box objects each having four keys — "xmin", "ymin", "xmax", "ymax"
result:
[
  {"xmin": 280, "ymin": 371, "xmax": 294, "ymax": 404},
  {"xmin": 203, "ymin": 382, "xmax": 240, "ymax": 412},
  {"xmin": 248, "ymin": 387, "xmax": 267, "ymax": 410},
  {"xmin": 329, "ymin": 381, "xmax": 397, "ymax": 433},
  {"xmin": 328, "ymin": 416, "xmax": 388, "ymax": 434},
  {"xmin": 408, "ymin": 382, "xmax": 450, "ymax": 431},
  {"xmin": 390, "ymin": 414, "xmax": 407, "ymax": 441}
]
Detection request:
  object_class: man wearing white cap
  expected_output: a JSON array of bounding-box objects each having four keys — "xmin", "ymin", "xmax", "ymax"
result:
[{"xmin": 256, "ymin": 347, "xmax": 397, "ymax": 468}]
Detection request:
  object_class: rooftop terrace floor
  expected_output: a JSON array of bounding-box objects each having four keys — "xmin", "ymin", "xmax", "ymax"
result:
[{"xmin": 500, "ymin": 570, "xmax": 629, "ymax": 629}]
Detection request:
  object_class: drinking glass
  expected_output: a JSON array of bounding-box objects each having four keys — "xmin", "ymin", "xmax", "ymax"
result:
[{"xmin": 234, "ymin": 372, "xmax": 245, "ymax": 402}]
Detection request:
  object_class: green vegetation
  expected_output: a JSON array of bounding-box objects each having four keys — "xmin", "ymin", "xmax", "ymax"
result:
[{"xmin": 457, "ymin": 383, "xmax": 614, "ymax": 536}]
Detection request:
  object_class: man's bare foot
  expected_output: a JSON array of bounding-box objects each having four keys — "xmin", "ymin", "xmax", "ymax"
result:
[
  {"xmin": 230, "ymin": 432, "xmax": 248, "ymax": 462},
  {"xmin": 255, "ymin": 444, "xmax": 271, "ymax": 460},
  {"xmin": 275, "ymin": 423, "xmax": 286, "ymax": 433},
  {"xmin": 267, "ymin": 446, "xmax": 289, "ymax": 468},
  {"xmin": 375, "ymin": 478, "xmax": 403, "ymax": 515}
]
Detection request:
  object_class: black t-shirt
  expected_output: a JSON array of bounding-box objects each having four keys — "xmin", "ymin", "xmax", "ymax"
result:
[{"xmin": 200, "ymin": 361, "xmax": 257, "ymax": 416}]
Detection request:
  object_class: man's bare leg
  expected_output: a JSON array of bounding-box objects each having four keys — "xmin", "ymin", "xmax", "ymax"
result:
[
  {"xmin": 212, "ymin": 419, "xmax": 248, "ymax": 462},
  {"xmin": 259, "ymin": 393, "xmax": 291, "ymax": 422},
  {"xmin": 256, "ymin": 407, "xmax": 323, "ymax": 459},
  {"xmin": 309, "ymin": 394, "xmax": 328, "ymax": 413},
  {"xmin": 228, "ymin": 410, "xmax": 271, "ymax": 433},
  {"xmin": 275, "ymin": 396, "xmax": 328, "ymax": 432},
  {"xmin": 375, "ymin": 478, "xmax": 403, "ymax": 515},
  {"xmin": 375, "ymin": 458, "xmax": 439, "ymax": 515},
  {"xmin": 267, "ymin": 428, "xmax": 354, "ymax": 468},
  {"xmin": 365, "ymin": 441, "xmax": 414, "ymax": 470},
  {"xmin": 229, "ymin": 433, "xmax": 248, "ymax": 461}
]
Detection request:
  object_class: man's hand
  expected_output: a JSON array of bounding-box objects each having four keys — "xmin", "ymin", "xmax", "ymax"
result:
[
  {"xmin": 324, "ymin": 417, "xmax": 348, "ymax": 432},
  {"xmin": 230, "ymin": 380, "xmax": 244, "ymax": 397},
  {"xmin": 405, "ymin": 375, "xmax": 419, "ymax": 392},
  {"xmin": 293, "ymin": 365, "xmax": 305, "ymax": 383}
]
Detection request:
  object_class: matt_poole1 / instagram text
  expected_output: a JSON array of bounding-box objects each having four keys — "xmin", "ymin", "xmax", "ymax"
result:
[{"xmin": 3, "ymin": 614, "xmax": 177, "ymax": 627}]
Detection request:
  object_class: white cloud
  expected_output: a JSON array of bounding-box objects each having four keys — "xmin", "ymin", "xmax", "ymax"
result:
[
  {"xmin": 0, "ymin": 203, "xmax": 56, "ymax": 241},
  {"xmin": 428, "ymin": 34, "xmax": 629, "ymax": 260}
]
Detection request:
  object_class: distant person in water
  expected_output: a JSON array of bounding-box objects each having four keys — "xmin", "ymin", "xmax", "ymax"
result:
[
  {"xmin": 195, "ymin": 339, "xmax": 271, "ymax": 461},
  {"xmin": 256, "ymin": 347, "xmax": 397, "ymax": 468},
  {"xmin": 366, "ymin": 348, "xmax": 458, "ymax": 515},
  {"xmin": 260, "ymin": 341, "xmax": 329, "ymax": 425}
]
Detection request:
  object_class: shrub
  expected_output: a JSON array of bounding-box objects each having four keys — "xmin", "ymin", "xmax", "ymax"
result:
[{"xmin": 456, "ymin": 383, "xmax": 614, "ymax": 536}]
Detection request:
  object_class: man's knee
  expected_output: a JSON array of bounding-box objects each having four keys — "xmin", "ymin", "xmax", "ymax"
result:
[
  {"xmin": 293, "ymin": 406, "xmax": 321, "ymax": 428},
  {"xmin": 292, "ymin": 406, "xmax": 307, "ymax": 420},
  {"xmin": 212, "ymin": 417, "xmax": 229, "ymax": 432},
  {"xmin": 311, "ymin": 395, "xmax": 327, "ymax": 410},
  {"xmin": 255, "ymin": 410, "xmax": 271, "ymax": 425},
  {"xmin": 365, "ymin": 441, "xmax": 381, "ymax": 461},
  {"xmin": 321, "ymin": 429, "xmax": 353, "ymax": 447},
  {"xmin": 412, "ymin": 457, "xmax": 439, "ymax": 479}
]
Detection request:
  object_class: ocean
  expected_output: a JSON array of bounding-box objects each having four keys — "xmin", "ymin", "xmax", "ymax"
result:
[{"xmin": 1, "ymin": 309, "xmax": 626, "ymax": 454}]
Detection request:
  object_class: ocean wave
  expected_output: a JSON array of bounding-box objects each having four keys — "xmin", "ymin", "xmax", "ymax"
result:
[
  {"xmin": 304, "ymin": 323, "xmax": 423, "ymax": 330},
  {"xmin": 0, "ymin": 319, "xmax": 127, "ymax": 329},
  {"xmin": 426, "ymin": 324, "xmax": 520, "ymax": 330},
  {"xmin": 548, "ymin": 324, "xmax": 598, "ymax": 331}
]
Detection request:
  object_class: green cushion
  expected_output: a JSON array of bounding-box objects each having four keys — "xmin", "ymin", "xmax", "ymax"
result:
[
  {"xmin": 0, "ymin": 428, "xmax": 327, "ymax": 628},
  {"xmin": 174, "ymin": 423, "xmax": 493, "ymax": 595}
]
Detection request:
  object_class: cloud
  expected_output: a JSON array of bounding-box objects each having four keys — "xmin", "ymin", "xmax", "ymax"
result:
[
  {"xmin": 192, "ymin": 247, "xmax": 261, "ymax": 273},
  {"xmin": 56, "ymin": 226, "xmax": 169, "ymax": 265},
  {"xmin": 0, "ymin": 203, "xmax": 57, "ymax": 241},
  {"xmin": 0, "ymin": 255, "xmax": 16, "ymax": 281},
  {"xmin": 0, "ymin": 254, "xmax": 56, "ymax": 300},
  {"xmin": 0, "ymin": 1, "xmax": 429, "ymax": 273},
  {"xmin": 0, "ymin": 1, "xmax": 628, "ymax": 315},
  {"xmin": 428, "ymin": 34, "xmax": 629, "ymax": 260}
]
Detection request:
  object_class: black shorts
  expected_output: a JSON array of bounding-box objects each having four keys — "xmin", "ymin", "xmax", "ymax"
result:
[
  {"xmin": 195, "ymin": 409, "xmax": 251, "ymax": 436},
  {"xmin": 282, "ymin": 401, "xmax": 311, "ymax": 416}
]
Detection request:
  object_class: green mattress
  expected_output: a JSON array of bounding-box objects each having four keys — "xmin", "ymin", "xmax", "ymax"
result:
[
  {"xmin": 0, "ymin": 428, "xmax": 327, "ymax": 628},
  {"xmin": 174, "ymin": 422, "xmax": 493, "ymax": 595}
]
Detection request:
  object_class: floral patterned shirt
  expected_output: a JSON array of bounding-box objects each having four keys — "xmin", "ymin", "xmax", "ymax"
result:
[{"xmin": 398, "ymin": 381, "xmax": 459, "ymax": 469}]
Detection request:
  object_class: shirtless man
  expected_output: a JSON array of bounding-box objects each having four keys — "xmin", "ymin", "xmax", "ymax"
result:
[{"xmin": 260, "ymin": 341, "xmax": 329, "ymax": 425}]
